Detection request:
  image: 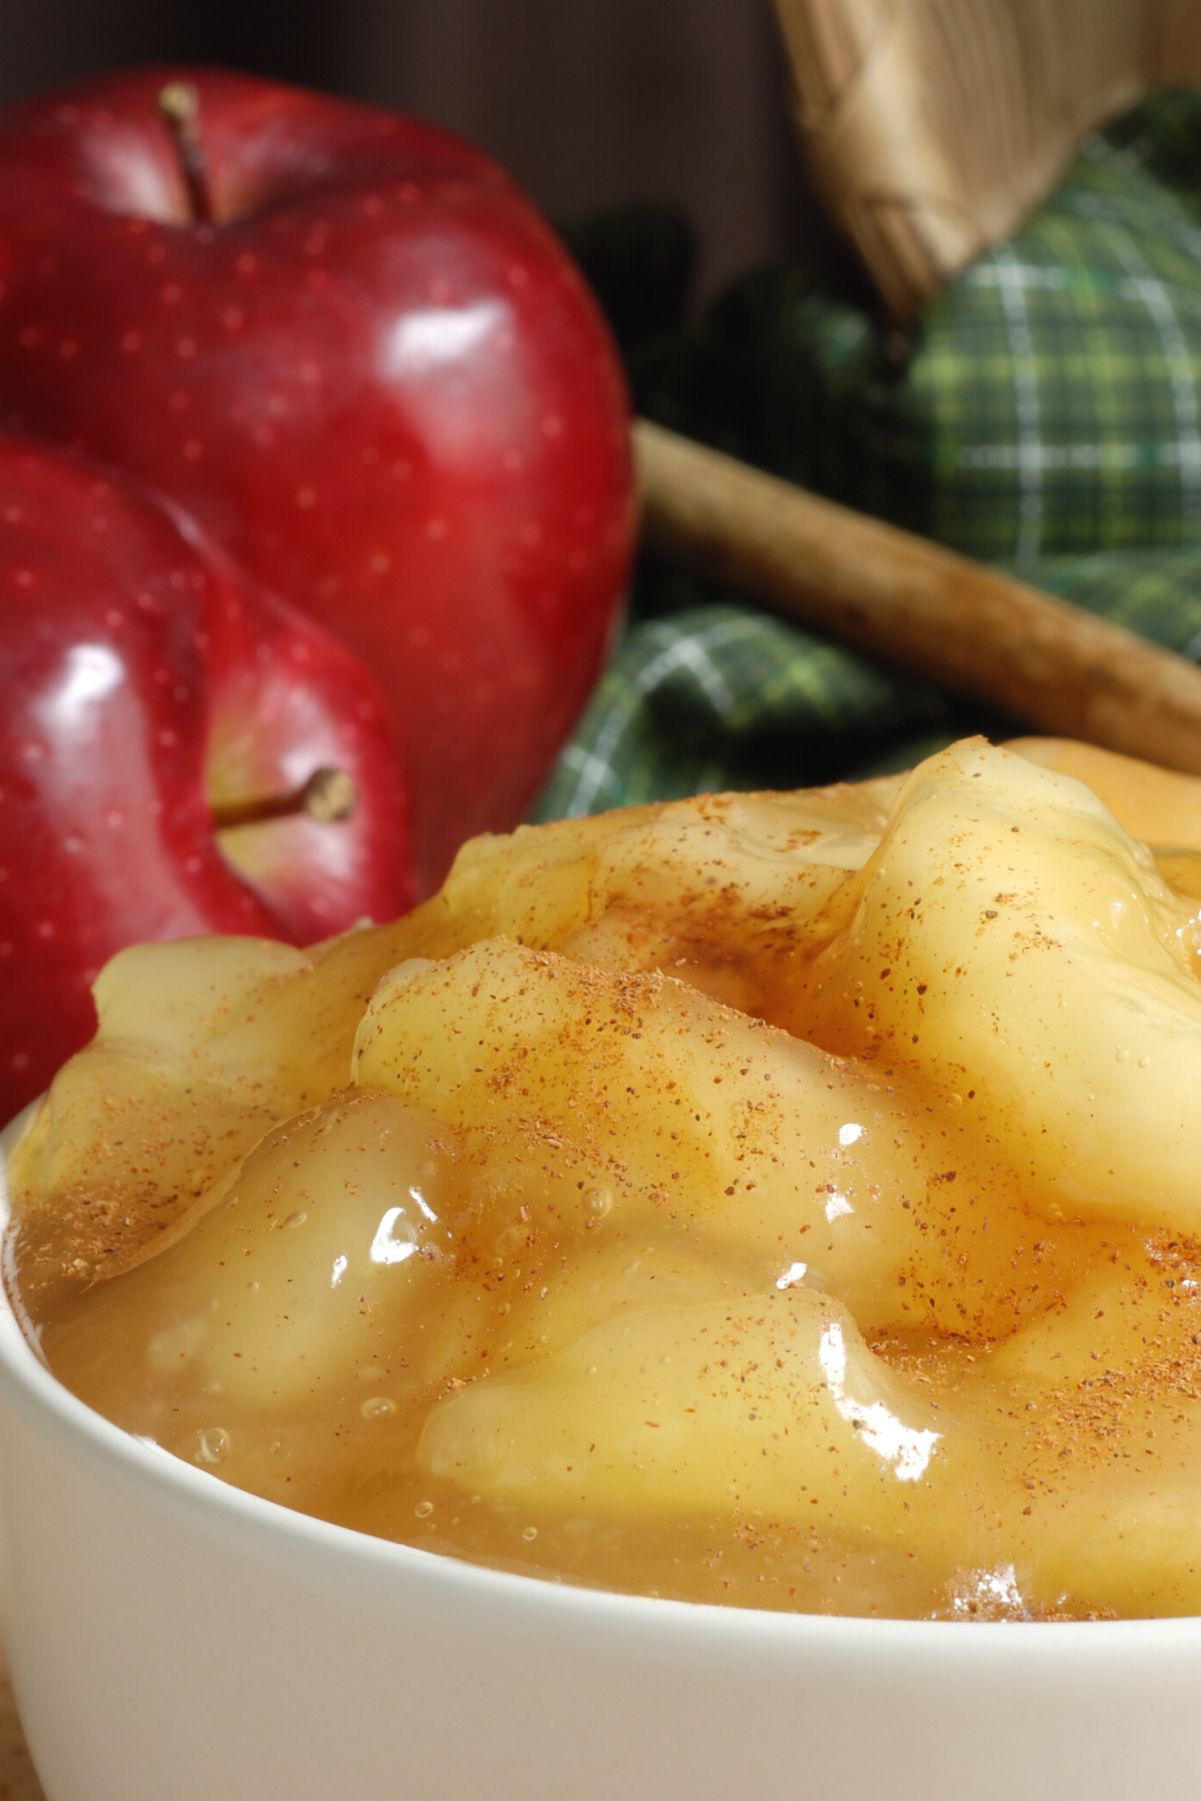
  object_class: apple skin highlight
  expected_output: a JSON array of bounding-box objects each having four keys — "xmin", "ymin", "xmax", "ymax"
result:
[
  {"xmin": 0, "ymin": 67, "xmax": 636, "ymax": 892},
  {"xmin": 0, "ymin": 435, "xmax": 412, "ymax": 1123}
]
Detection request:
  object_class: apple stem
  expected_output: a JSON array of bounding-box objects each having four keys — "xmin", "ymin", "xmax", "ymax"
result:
[
  {"xmin": 213, "ymin": 768, "xmax": 358, "ymax": 832},
  {"xmin": 157, "ymin": 81, "xmax": 214, "ymax": 226}
]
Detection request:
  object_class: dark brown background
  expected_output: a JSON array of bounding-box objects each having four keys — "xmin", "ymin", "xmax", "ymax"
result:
[{"xmin": 1, "ymin": 0, "xmax": 810, "ymax": 293}]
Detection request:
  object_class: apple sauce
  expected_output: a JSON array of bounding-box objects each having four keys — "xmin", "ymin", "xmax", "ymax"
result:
[{"xmin": 7, "ymin": 738, "xmax": 1201, "ymax": 1620}]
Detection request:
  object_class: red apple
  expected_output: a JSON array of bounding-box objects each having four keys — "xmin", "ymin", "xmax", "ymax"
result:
[
  {"xmin": 0, "ymin": 67, "xmax": 635, "ymax": 893},
  {"xmin": 0, "ymin": 434, "xmax": 413, "ymax": 1123}
]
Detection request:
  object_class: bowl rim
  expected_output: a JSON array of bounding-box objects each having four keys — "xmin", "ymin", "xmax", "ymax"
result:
[{"xmin": 3, "ymin": 1108, "xmax": 1199, "ymax": 1659}]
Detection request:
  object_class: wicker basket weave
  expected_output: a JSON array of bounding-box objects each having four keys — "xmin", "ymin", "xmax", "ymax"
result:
[{"xmin": 773, "ymin": 0, "xmax": 1201, "ymax": 320}]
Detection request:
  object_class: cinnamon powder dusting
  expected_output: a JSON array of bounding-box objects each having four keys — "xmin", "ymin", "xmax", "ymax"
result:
[{"xmin": 8, "ymin": 740, "xmax": 1201, "ymax": 1620}]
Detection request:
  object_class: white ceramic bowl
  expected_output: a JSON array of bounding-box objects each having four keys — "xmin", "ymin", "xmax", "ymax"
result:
[{"xmin": 2, "ymin": 1119, "xmax": 1201, "ymax": 1801}]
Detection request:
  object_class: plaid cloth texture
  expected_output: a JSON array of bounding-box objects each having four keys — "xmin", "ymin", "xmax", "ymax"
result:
[{"xmin": 537, "ymin": 94, "xmax": 1201, "ymax": 820}]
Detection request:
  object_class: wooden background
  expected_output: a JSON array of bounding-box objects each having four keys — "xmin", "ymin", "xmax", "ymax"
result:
[
  {"xmin": 0, "ymin": 0, "xmax": 809, "ymax": 295},
  {"xmin": 0, "ymin": 1659, "xmax": 41, "ymax": 1801}
]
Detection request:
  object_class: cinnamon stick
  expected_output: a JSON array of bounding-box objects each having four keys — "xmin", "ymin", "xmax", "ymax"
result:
[{"xmin": 634, "ymin": 417, "xmax": 1201, "ymax": 774}]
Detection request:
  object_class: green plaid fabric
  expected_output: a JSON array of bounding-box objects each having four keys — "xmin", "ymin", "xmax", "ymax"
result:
[
  {"xmin": 538, "ymin": 94, "xmax": 1201, "ymax": 819},
  {"xmin": 637, "ymin": 92, "xmax": 1201, "ymax": 568},
  {"xmin": 535, "ymin": 548, "xmax": 1201, "ymax": 819}
]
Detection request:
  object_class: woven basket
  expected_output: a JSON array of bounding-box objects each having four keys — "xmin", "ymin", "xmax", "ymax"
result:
[{"xmin": 773, "ymin": 0, "xmax": 1201, "ymax": 320}]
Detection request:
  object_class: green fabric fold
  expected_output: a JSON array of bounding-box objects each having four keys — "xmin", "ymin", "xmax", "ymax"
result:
[{"xmin": 542, "ymin": 93, "xmax": 1201, "ymax": 818}]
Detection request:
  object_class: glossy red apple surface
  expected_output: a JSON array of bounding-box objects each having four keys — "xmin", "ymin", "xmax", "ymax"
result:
[
  {"xmin": 0, "ymin": 435, "xmax": 412, "ymax": 1123},
  {"xmin": 0, "ymin": 68, "xmax": 635, "ymax": 893}
]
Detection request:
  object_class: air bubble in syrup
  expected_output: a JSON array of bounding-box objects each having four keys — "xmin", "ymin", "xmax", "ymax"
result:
[
  {"xmin": 585, "ymin": 1186, "xmax": 613, "ymax": 1220},
  {"xmin": 361, "ymin": 1396, "xmax": 397, "ymax": 1421}
]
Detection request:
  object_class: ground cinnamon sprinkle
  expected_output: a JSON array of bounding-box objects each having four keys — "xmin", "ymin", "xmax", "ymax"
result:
[{"xmin": 7, "ymin": 744, "xmax": 1201, "ymax": 1619}]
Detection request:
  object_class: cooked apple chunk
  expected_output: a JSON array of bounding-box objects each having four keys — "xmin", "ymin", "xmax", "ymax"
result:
[
  {"xmin": 352, "ymin": 937, "xmax": 1122, "ymax": 1341},
  {"xmin": 418, "ymin": 1288, "xmax": 952, "ymax": 1536},
  {"xmin": 6, "ymin": 922, "xmax": 420, "ymax": 1307},
  {"xmin": 801, "ymin": 740, "xmax": 1201, "ymax": 1232}
]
